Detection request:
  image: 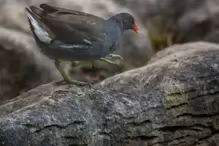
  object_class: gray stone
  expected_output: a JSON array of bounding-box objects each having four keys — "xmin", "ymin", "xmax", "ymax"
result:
[{"xmin": 0, "ymin": 42, "xmax": 219, "ymax": 146}]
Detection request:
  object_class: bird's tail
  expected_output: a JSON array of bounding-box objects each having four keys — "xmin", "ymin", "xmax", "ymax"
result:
[{"xmin": 25, "ymin": 6, "xmax": 52, "ymax": 44}]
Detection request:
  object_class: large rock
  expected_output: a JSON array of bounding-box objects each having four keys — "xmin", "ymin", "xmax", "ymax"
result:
[{"xmin": 0, "ymin": 42, "xmax": 219, "ymax": 146}]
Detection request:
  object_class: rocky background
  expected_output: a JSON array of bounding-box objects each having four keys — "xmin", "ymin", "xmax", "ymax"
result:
[
  {"xmin": 2, "ymin": 0, "xmax": 219, "ymax": 103},
  {"xmin": 1, "ymin": 0, "xmax": 219, "ymax": 145}
]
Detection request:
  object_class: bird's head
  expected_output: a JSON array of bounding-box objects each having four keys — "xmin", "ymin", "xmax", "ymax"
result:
[{"xmin": 110, "ymin": 13, "xmax": 140, "ymax": 34}]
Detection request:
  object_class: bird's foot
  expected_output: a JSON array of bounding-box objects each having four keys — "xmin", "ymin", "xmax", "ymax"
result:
[
  {"xmin": 54, "ymin": 80, "xmax": 66, "ymax": 85},
  {"xmin": 99, "ymin": 57, "xmax": 119, "ymax": 66},
  {"xmin": 106, "ymin": 54, "xmax": 123, "ymax": 60},
  {"xmin": 55, "ymin": 79, "xmax": 94, "ymax": 87},
  {"xmin": 66, "ymin": 79, "xmax": 93, "ymax": 87},
  {"xmin": 71, "ymin": 61, "xmax": 80, "ymax": 67},
  {"xmin": 54, "ymin": 59, "xmax": 93, "ymax": 87}
]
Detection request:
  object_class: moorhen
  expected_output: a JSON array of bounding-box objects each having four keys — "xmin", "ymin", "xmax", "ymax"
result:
[{"xmin": 25, "ymin": 3, "xmax": 140, "ymax": 86}]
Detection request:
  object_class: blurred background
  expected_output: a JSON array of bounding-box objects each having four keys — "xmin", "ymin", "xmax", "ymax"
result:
[{"xmin": 1, "ymin": 0, "xmax": 219, "ymax": 104}]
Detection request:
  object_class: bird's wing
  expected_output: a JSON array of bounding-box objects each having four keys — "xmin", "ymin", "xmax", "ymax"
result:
[
  {"xmin": 34, "ymin": 4, "xmax": 107, "ymax": 44},
  {"xmin": 40, "ymin": 3, "xmax": 103, "ymax": 21},
  {"xmin": 41, "ymin": 14, "xmax": 106, "ymax": 44}
]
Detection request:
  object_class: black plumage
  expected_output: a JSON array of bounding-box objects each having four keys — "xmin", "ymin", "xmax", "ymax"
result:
[
  {"xmin": 26, "ymin": 3, "xmax": 139, "ymax": 60},
  {"xmin": 25, "ymin": 3, "xmax": 139, "ymax": 85}
]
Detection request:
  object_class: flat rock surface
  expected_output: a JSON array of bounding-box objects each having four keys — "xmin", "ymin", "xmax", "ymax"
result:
[{"xmin": 0, "ymin": 42, "xmax": 219, "ymax": 146}]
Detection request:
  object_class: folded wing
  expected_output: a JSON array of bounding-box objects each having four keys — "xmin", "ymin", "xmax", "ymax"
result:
[{"xmin": 27, "ymin": 4, "xmax": 106, "ymax": 45}]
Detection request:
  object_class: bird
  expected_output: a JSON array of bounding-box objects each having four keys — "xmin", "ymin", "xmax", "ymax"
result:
[{"xmin": 25, "ymin": 3, "xmax": 140, "ymax": 86}]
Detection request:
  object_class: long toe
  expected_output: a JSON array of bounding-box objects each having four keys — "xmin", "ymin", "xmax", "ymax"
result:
[
  {"xmin": 54, "ymin": 80, "xmax": 66, "ymax": 85},
  {"xmin": 66, "ymin": 79, "xmax": 94, "ymax": 87},
  {"xmin": 53, "ymin": 79, "xmax": 93, "ymax": 87},
  {"xmin": 100, "ymin": 57, "xmax": 117, "ymax": 66},
  {"xmin": 107, "ymin": 54, "xmax": 124, "ymax": 60}
]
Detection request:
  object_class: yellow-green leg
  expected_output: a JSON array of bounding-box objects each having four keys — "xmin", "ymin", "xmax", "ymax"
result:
[
  {"xmin": 71, "ymin": 61, "xmax": 80, "ymax": 67},
  {"xmin": 106, "ymin": 54, "xmax": 123, "ymax": 60},
  {"xmin": 100, "ymin": 57, "xmax": 123, "ymax": 67},
  {"xmin": 99, "ymin": 57, "xmax": 117, "ymax": 65},
  {"xmin": 99, "ymin": 54, "xmax": 123, "ymax": 66},
  {"xmin": 55, "ymin": 60, "xmax": 91, "ymax": 86}
]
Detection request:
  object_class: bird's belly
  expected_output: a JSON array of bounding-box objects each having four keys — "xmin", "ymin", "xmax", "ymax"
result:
[{"xmin": 39, "ymin": 43, "xmax": 109, "ymax": 61}]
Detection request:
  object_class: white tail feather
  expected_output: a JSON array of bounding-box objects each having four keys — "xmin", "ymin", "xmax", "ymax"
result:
[{"xmin": 26, "ymin": 11, "xmax": 52, "ymax": 43}]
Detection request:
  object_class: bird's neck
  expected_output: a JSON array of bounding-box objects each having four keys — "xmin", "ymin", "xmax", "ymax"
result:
[{"xmin": 108, "ymin": 16, "xmax": 125, "ymax": 32}]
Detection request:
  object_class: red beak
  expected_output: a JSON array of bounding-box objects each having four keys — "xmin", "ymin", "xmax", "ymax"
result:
[{"xmin": 133, "ymin": 24, "xmax": 140, "ymax": 34}]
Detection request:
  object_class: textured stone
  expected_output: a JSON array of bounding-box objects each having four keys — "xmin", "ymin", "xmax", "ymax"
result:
[{"xmin": 0, "ymin": 42, "xmax": 219, "ymax": 146}]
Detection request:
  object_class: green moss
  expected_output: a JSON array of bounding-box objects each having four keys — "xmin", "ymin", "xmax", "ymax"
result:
[{"xmin": 148, "ymin": 29, "xmax": 174, "ymax": 52}]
